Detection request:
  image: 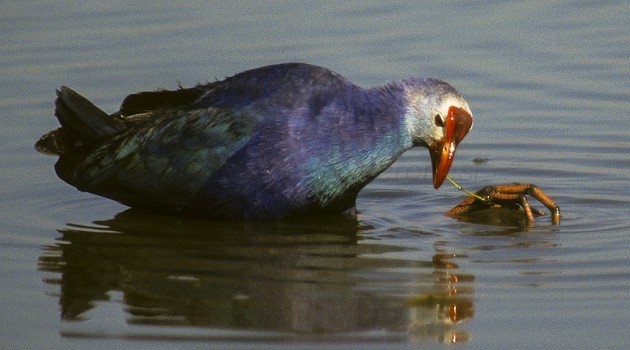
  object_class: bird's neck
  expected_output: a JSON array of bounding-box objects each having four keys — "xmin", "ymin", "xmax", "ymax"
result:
[
  {"xmin": 304, "ymin": 84, "xmax": 414, "ymax": 207},
  {"xmin": 350, "ymin": 83, "xmax": 415, "ymax": 173}
]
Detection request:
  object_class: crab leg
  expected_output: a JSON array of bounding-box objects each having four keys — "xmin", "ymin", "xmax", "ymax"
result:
[
  {"xmin": 487, "ymin": 184, "xmax": 561, "ymax": 224},
  {"xmin": 529, "ymin": 186, "xmax": 561, "ymax": 224},
  {"xmin": 444, "ymin": 195, "xmax": 485, "ymax": 217},
  {"xmin": 519, "ymin": 195, "xmax": 535, "ymax": 223}
]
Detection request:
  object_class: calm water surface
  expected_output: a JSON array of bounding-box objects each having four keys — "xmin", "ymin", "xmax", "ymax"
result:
[{"xmin": 1, "ymin": 1, "xmax": 629, "ymax": 349}]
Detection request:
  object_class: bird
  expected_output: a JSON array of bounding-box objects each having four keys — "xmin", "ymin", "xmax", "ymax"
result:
[{"xmin": 35, "ymin": 63, "xmax": 473, "ymax": 220}]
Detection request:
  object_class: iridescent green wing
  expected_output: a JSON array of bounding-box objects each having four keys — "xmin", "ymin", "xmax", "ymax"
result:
[{"xmin": 60, "ymin": 106, "xmax": 260, "ymax": 207}]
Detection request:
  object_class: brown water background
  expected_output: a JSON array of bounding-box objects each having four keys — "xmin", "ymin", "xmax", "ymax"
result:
[{"xmin": 1, "ymin": 1, "xmax": 629, "ymax": 349}]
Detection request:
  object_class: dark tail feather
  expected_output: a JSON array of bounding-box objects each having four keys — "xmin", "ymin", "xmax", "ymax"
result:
[
  {"xmin": 35, "ymin": 128, "xmax": 75, "ymax": 155},
  {"xmin": 35, "ymin": 86, "xmax": 125, "ymax": 156},
  {"xmin": 55, "ymin": 86, "xmax": 124, "ymax": 140}
]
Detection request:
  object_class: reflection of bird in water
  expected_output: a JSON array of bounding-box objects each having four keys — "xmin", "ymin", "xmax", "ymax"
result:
[
  {"xmin": 38, "ymin": 210, "xmax": 474, "ymax": 342},
  {"xmin": 35, "ymin": 63, "xmax": 472, "ymax": 220},
  {"xmin": 405, "ymin": 253, "xmax": 475, "ymax": 343}
]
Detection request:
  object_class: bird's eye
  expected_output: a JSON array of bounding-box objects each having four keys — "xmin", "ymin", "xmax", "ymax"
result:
[{"xmin": 434, "ymin": 114, "xmax": 444, "ymax": 127}]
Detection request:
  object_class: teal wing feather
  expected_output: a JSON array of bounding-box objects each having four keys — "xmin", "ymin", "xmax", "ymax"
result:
[{"xmin": 58, "ymin": 106, "xmax": 260, "ymax": 207}]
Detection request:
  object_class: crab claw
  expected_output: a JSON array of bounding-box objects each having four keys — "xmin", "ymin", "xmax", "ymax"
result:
[{"xmin": 430, "ymin": 106, "xmax": 473, "ymax": 188}]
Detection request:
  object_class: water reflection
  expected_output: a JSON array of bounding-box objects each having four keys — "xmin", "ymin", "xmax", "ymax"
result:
[
  {"xmin": 39, "ymin": 209, "xmax": 474, "ymax": 343},
  {"xmin": 406, "ymin": 253, "xmax": 475, "ymax": 343},
  {"xmin": 450, "ymin": 207, "xmax": 541, "ymax": 228}
]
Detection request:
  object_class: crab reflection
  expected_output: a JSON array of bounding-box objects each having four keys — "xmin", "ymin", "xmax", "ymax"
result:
[{"xmin": 39, "ymin": 209, "xmax": 474, "ymax": 343}]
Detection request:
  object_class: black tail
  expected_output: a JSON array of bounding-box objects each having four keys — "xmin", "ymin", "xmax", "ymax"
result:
[{"xmin": 35, "ymin": 87, "xmax": 125, "ymax": 156}]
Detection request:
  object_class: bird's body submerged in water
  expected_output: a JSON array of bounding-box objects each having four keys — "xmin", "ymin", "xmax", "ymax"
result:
[{"xmin": 36, "ymin": 63, "xmax": 473, "ymax": 220}]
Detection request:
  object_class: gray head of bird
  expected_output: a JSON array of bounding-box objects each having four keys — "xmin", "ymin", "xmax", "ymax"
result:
[{"xmin": 402, "ymin": 78, "xmax": 474, "ymax": 188}]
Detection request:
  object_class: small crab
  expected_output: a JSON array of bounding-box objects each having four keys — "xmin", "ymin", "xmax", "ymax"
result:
[{"xmin": 445, "ymin": 181, "xmax": 561, "ymax": 225}]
